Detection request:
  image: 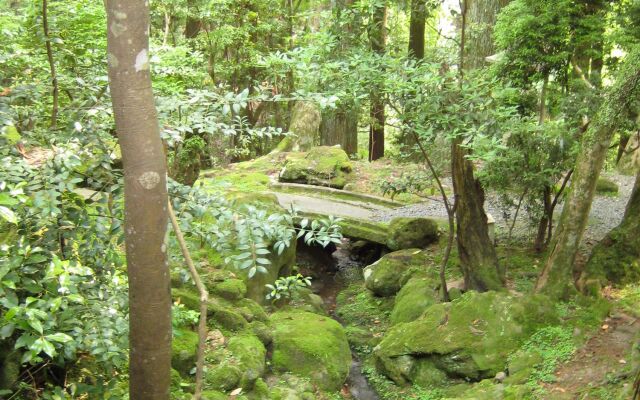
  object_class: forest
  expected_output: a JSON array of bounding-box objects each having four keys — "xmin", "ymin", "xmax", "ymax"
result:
[{"xmin": 0, "ymin": 0, "xmax": 640, "ymax": 399}]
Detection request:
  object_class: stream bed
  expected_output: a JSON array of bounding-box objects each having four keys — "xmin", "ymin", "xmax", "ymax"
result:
[{"xmin": 296, "ymin": 240, "xmax": 381, "ymax": 400}]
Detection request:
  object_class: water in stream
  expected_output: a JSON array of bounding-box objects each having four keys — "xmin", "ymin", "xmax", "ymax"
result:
[{"xmin": 296, "ymin": 240, "xmax": 381, "ymax": 400}]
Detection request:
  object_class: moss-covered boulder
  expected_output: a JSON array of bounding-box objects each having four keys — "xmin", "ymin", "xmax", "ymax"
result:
[
  {"xmin": 386, "ymin": 217, "xmax": 439, "ymax": 251},
  {"xmin": 582, "ymin": 176, "xmax": 640, "ymax": 288},
  {"xmin": 389, "ymin": 275, "xmax": 440, "ymax": 325},
  {"xmin": 595, "ymin": 177, "xmax": 619, "ymax": 196},
  {"xmin": 236, "ymin": 238, "xmax": 297, "ymax": 303},
  {"xmin": 270, "ymin": 310, "xmax": 351, "ymax": 391},
  {"xmin": 211, "ymin": 278, "xmax": 247, "ymax": 301},
  {"xmin": 374, "ymin": 291, "xmax": 558, "ymax": 386},
  {"xmin": 237, "ymin": 298, "xmax": 269, "ymax": 322},
  {"xmin": 205, "ymin": 364, "xmax": 242, "ymax": 392},
  {"xmin": 227, "ymin": 334, "xmax": 267, "ymax": 387},
  {"xmin": 172, "ymin": 328, "xmax": 199, "ymax": 376},
  {"xmin": 278, "ymin": 146, "xmax": 353, "ymax": 189},
  {"xmin": 201, "ymin": 390, "xmax": 228, "ymax": 400},
  {"xmin": 363, "ymin": 249, "xmax": 429, "ymax": 297}
]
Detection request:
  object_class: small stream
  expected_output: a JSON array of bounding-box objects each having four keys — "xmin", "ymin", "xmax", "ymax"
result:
[{"xmin": 296, "ymin": 240, "xmax": 381, "ymax": 400}]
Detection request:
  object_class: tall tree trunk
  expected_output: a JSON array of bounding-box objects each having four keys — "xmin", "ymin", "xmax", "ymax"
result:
[
  {"xmin": 408, "ymin": 0, "xmax": 426, "ymax": 59},
  {"xmin": 321, "ymin": 0, "xmax": 359, "ymax": 156},
  {"xmin": 105, "ymin": 1, "xmax": 171, "ymax": 399},
  {"xmin": 321, "ymin": 108, "xmax": 358, "ymax": 155},
  {"xmin": 452, "ymin": 0, "xmax": 506, "ymax": 291},
  {"xmin": 464, "ymin": 0, "xmax": 511, "ymax": 70},
  {"xmin": 536, "ymin": 47, "xmax": 640, "ymax": 299},
  {"xmin": 42, "ymin": 0, "xmax": 58, "ymax": 129},
  {"xmin": 368, "ymin": 2, "xmax": 387, "ymax": 161}
]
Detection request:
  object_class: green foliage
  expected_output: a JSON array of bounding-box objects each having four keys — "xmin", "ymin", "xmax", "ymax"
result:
[
  {"xmin": 495, "ymin": 0, "xmax": 573, "ymax": 86},
  {"xmin": 172, "ymin": 302, "xmax": 199, "ymax": 329},
  {"xmin": 265, "ymin": 274, "xmax": 312, "ymax": 302}
]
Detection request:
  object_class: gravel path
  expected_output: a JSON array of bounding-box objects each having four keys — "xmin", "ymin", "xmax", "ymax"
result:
[{"xmin": 372, "ymin": 173, "xmax": 636, "ymax": 243}]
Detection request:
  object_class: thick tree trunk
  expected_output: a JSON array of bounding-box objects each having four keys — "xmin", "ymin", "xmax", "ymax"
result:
[
  {"xmin": 582, "ymin": 170, "xmax": 640, "ymax": 289},
  {"xmin": 368, "ymin": 2, "xmax": 386, "ymax": 161},
  {"xmin": 320, "ymin": 108, "xmax": 358, "ymax": 155},
  {"xmin": 536, "ymin": 48, "xmax": 640, "ymax": 299},
  {"xmin": 408, "ymin": 0, "xmax": 426, "ymax": 59},
  {"xmin": 273, "ymin": 101, "xmax": 321, "ymax": 153},
  {"xmin": 452, "ymin": 0, "xmax": 507, "ymax": 291},
  {"xmin": 42, "ymin": 0, "xmax": 58, "ymax": 129},
  {"xmin": 452, "ymin": 138, "xmax": 504, "ymax": 290},
  {"xmin": 464, "ymin": 0, "xmax": 511, "ymax": 70},
  {"xmin": 105, "ymin": 1, "xmax": 171, "ymax": 399}
]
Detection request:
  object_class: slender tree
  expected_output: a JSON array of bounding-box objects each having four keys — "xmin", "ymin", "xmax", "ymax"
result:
[
  {"xmin": 368, "ymin": 1, "xmax": 387, "ymax": 161},
  {"xmin": 105, "ymin": 1, "xmax": 172, "ymax": 398},
  {"xmin": 42, "ymin": 0, "xmax": 58, "ymax": 128},
  {"xmin": 536, "ymin": 47, "xmax": 640, "ymax": 299}
]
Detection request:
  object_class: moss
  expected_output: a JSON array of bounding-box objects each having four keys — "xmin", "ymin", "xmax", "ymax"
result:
[
  {"xmin": 172, "ymin": 287, "xmax": 201, "ymax": 311},
  {"xmin": 204, "ymin": 364, "xmax": 242, "ymax": 392},
  {"xmin": 237, "ymin": 298, "xmax": 269, "ymax": 322},
  {"xmin": 270, "ymin": 310, "xmax": 352, "ymax": 391},
  {"xmin": 227, "ymin": 335, "xmax": 266, "ymax": 388},
  {"xmin": 210, "ymin": 306, "xmax": 249, "ymax": 332},
  {"xmin": 363, "ymin": 249, "xmax": 431, "ymax": 297},
  {"xmin": 583, "ymin": 221, "xmax": 640, "ymax": 287},
  {"xmin": 172, "ymin": 328, "xmax": 199, "ymax": 376},
  {"xmin": 278, "ymin": 146, "xmax": 353, "ymax": 189},
  {"xmin": 335, "ymin": 283, "xmax": 393, "ymax": 347},
  {"xmin": 595, "ymin": 177, "xmax": 619, "ymax": 195},
  {"xmin": 337, "ymin": 218, "xmax": 389, "ymax": 245},
  {"xmin": 249, "ymin": 321, "xmax": 273, "ymax": 345},
  {"xmin": 199, "ymin": 171, "xmax": 272, "ymax": 193},
  {"xmin": 374, "ymin": 291, "xmax": 558, "ymax": 385},
  {"xmin": 389, "ymin": 276, "xmax": 440, "ymax": 325},
  {"xmin": 201, "ymin": 390, "xmax": 228, "ymax": 400},
  {"xmin": 386, "ymin": 217, "xmax": 439, "ymax": 251},
  {"xmin": 211, "ymin": 278, "xmax": 247, "ymax": 301},
  {"xmin": 247, "ymin": 378, "xmax": 270, "ymax": 400}
]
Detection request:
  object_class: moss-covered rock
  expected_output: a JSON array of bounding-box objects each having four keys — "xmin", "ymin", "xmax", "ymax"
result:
[
  {"xmin": 250, "ymin": 321, "xmax": 273, "ymax": 345},
  {"xmin": 374, "ymin": 291, "xmax": 558, "ymax": 386},
  {"xmin": 595, "ymin": 177, "xmax": 619, "ymax": 195},
  {"xmin": 270, "ymin": 310, "xmax": 351, "ymax": 391},
  {"xmin": 582, "ymin": 193, "xmax": 640, "ymax": 287},
  {"xmin": 227, "ymin": 334, "xmax": 267, "ymax": 388},
  {"xmin": 386, "ymin": 217, "xmax": 439, "ymax": 251},
  {"xmin": 278, "ymin": 146, "xmax": 353, "ymax": 189},
  {"xmin": 211, "ymin": 278, "xmax": 247, "ymax": 301},
  {"xmin": 247, "ymin": 378, "xmax": 270, "ymax": 400},
  {"xmin": 443, "ymin": 379, "xmax": 534, "ymax": 400},
  {"xmin": 363, "ymin": 249, "xmax": 429, "ymax": 297},
  {"xmin": 172, "ymin": 328, "xmax": 199, "ymax": 376},
  {"xmin": 236, "ymin": 238, "xmax": 297, "ymax": 303},
  {"xmin": 266, "ymin": 373, "xmax": 316, "ymax": 400},
  {"xmin": 237, "ymin": 298, "xmax": 269, "ymax": 322},
  {"xmin": 204, "ymin": 364, "xmax": 242, "ymax": 392},
  {"xmin": 211, "ymin": 306, "xmax": 249, "ymax": 332},
  {"xmin": 338, "ymin": 218, "xmax": 389, "ymax": 246},
  {"xmin": 201, "ymin": 390, "xmax": 228, "ymax": 400},
  {"xmin": 389, "ymin": 275, "xmax": 440, "ymax": 325}
]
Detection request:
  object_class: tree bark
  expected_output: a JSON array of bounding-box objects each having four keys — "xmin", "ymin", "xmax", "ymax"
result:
[
  {"xmin": 105, "ymin": 1, "xmax": 171, "ymax": 399},
  {"xmin": 368, "ymin": 2, "xmax": 387, "ymax": 161},
  {"xmin": 464, "ymin": 0, "xmax": 511, "ymax": 70},
  {"xmin": 42, "ymin": 0, "xmax": 58, "ymax": 129},
  {"xmin": 452, "ymin": 0, "xmax": 506, "ymax": 291},
  {"xmin": 408, "ymin": 0, "xmax": 426, "ymax": 59},
  {"xmin": 320, "ymin": 108, "xmax": 358, "ymax": 155},
  {"xmin": 536, "ymin": 47, "xmax": 640, "ymax": 299},
  {"xmin": 184, "ymin": 0, "xmax": 202, "ymax": 39},
  {"xmin": 320, "ymin": 0, "xmax": 359, "ymax": 156}
]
